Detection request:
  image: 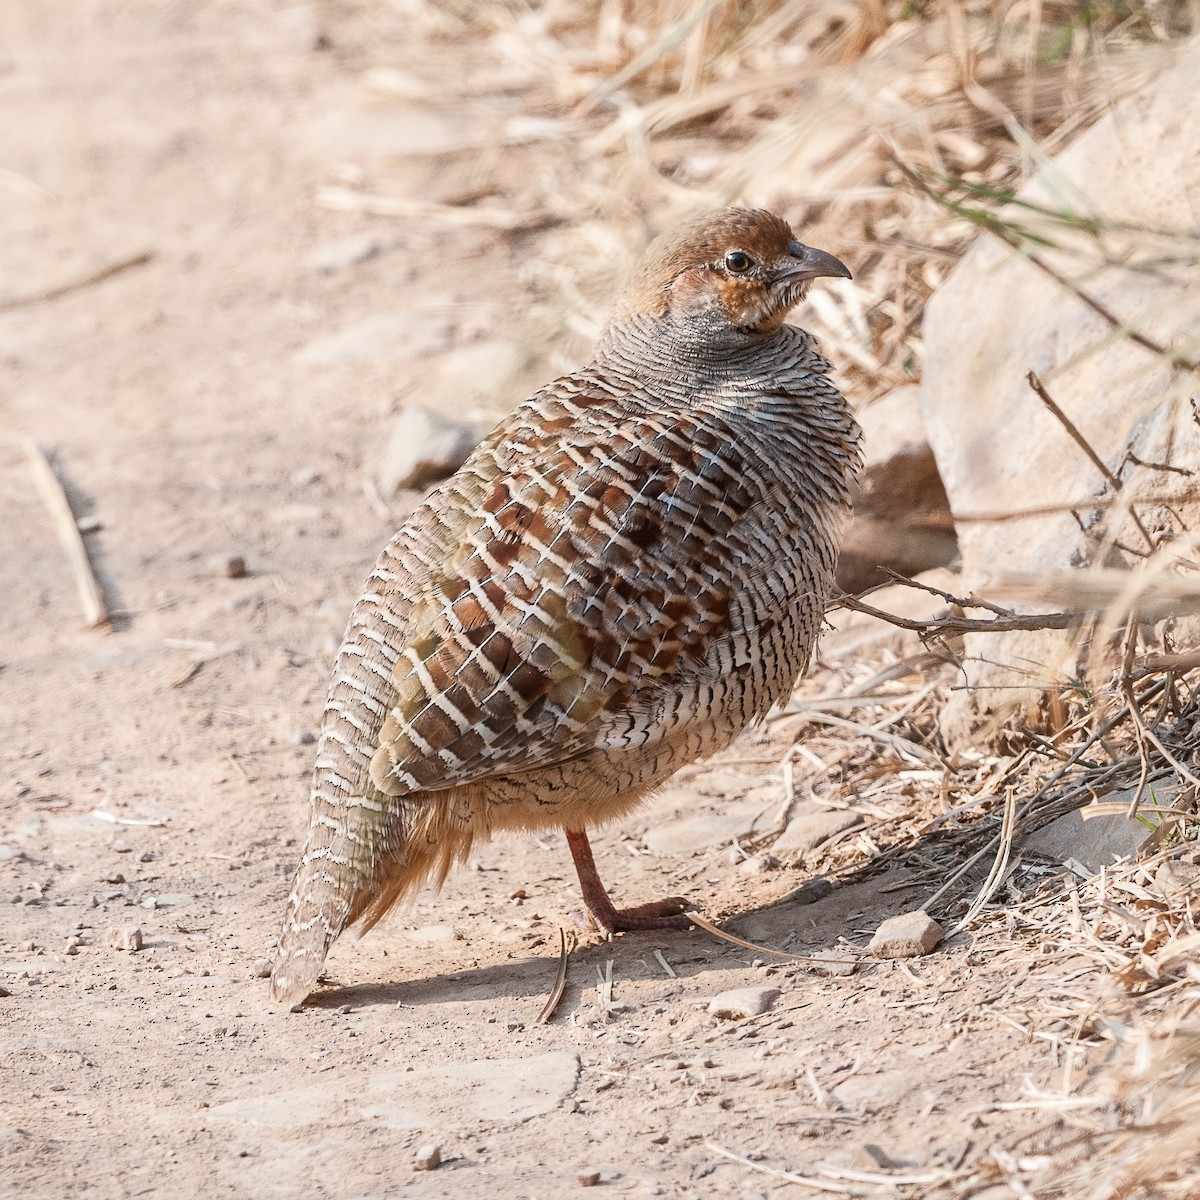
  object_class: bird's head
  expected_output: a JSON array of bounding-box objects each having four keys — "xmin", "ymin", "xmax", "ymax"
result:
[{"xmin": 612, "ymin": 207, "xmax": 850, "ymax": 350}]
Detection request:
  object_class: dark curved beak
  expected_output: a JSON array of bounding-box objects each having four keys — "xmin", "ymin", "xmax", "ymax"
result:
[{"xmin": 776, "ymin": 240, "xmax": 852, "ymax": 283}]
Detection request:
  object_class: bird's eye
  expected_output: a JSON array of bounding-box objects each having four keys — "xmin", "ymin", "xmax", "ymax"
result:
[{"xmin": 723, "ymin": 250, "xmax": 754, "ymax": 274}]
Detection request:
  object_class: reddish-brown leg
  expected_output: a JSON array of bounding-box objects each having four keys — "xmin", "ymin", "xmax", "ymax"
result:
[{"xmin": 565, "ymin": 828, "xmax": 693, "ymax": 936}]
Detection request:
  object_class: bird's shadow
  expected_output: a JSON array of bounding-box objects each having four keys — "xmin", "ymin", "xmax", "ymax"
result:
[{"xmin": 303, "ymin": 853, "xmax": 961, "ymax": 1014}]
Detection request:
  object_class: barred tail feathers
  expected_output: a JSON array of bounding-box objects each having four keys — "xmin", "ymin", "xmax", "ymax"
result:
[{"xmin": 269, "ymin": 786, "xmax": 479, "ymax": 1006}]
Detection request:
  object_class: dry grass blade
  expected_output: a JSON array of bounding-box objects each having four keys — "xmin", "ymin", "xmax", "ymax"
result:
[
  {"xmin": 947, "ymin": 787, "xmax": 1018, "ymax": 937},
  {"xmin": 534, "ymin": 927, "xmax": 572, "ymax": 1025},
  {"xmin": 704, "ymin": 1142, "xmax": 853, "ymax": 1193},
  {"xmin": 0, "ymin": 248, "xmax": 153, "ymax": 311},
  {"xmin": 688, "ymin": 910, "xmax": 861, "ymax": 964}
]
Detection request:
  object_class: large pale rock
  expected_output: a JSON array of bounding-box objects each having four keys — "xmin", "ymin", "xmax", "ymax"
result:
[
  {"xmin": 837, "ymin": 385, "xmax": 957, "ymax": 593},
  {"xmin": 920, "ymin": 48, "xmax": 1200, "ymax": 747}
]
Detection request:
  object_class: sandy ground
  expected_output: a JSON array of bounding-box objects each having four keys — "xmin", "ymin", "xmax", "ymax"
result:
[{"xmin": 1, "ymin": 5, "xmax": 1119, "ymax": 1197}]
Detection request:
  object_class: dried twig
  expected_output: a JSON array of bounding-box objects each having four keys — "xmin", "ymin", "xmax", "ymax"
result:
[
  {"xmin": 704, "ymin": 1142, "xmax": 850, "ymax": 1193},
  {"xmin": 837, "ymin": 592, "xmax": 1081, "ymax": 637},
  {"xmin": 25, "ymin": 439, "xmax": 109, "ymax": 629},
  {"xmin": 1027, "ymin": 371, "xmax": 1154, "ymax": 550},
  {"xmin": 0, "ymin": 249, "xmax": 153, "ymax": 312}
]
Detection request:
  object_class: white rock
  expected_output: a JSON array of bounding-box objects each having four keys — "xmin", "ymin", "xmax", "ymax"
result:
[
  {"xmin": 106, "ymin": 925, "xmax": 143, "ymax": 952},
  {"xmin": 919, "ymin": 48, "xmax": 1200, "ymax": 746},
  {"xmin": 308, "ymin": 233, "xmax": 382, "ymax": 274},
  {"xmin": 868, "ymin": 911, "xmax": 943, "ymax": 959},
  {"xmin": 376, "ymin": 404, "xmax": 483, "ymax": 494},
  {"xmin": 410, "ymin": 924, "xmax": 464, "ymax": 943},
  {"xmin": 707, "ymin": 986, "xmax": 780, "ymax": 1019}
]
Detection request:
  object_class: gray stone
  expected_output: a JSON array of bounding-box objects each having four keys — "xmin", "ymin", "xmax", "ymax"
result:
[
  {"xmin": 919, "ymin": 48, "xmax": 1200, "ymax": 747},
  {"xmin": 251, "ymin": 957, "xmax": 272, "ymax": 979},
  {"xmin": 106, "ymin": 925, "xmax": 143, "ymax": 952},
  {"xmin": 309, "ymin": 233, "xmax": 383, "ymax": 274},
  {"xmin": 707, "ymin": 986, "xmax": 780, "ymax": 1019},
  {"xmin": 376, "ymin": 404, "xmax": 483, "ymax": 494},
  {"xmin": 807, "ymin": 949, "xmax": 857, "ymax": 977},
  {"xmin": 643, "ymin": 799, "xmax": 775, "ymax": 856},
  {"xmin": 1025, "ymin": 790, "xmax": 1160, "ymax": 872},
  {"xmin": 772, "ymin": 808, "xmax": 862, "ymax": 858},
  {"xmin": 868, "ymin": 911, "xmax": 943, "ymax": 959}
]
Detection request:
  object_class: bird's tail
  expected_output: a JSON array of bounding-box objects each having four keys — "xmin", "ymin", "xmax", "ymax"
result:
[{"xmin": 269, "ymin": 782, "xmax": 478, "ymax": 1006}]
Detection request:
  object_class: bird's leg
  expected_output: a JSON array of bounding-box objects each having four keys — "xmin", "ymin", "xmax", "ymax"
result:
[{"xmin": 564, "ymin": 828, "xmax": 692, "ymax": 936}]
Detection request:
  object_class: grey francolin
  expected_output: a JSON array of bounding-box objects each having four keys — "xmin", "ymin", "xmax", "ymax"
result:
[{"xmin": 271, "ymin": 208, "xmax": 861, "ymax": 1006}]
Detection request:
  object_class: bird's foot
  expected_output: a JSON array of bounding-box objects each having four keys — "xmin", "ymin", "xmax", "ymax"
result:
[
  {"xmin": 569, "ymin": 898, "xmax": 693, "ymax": 936},
  {"xmin": 597, "ymin": 896, "xmax": 694, "ymax": 936},
  {"xmin": 565, "ymin": 827, "xmax": 695, "ymax": 937}
]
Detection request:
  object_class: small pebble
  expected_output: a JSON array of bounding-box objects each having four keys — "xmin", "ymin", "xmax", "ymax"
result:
[
  {"xmin": 293, "ymin": 730, "xmax": 316, "ymax": 745},
  {"xmin": 102, "ymin": 872, "xmax": 125, "ymax": 885},
  {"xmin": 578, "ymin": 1170, "xmax": 602, "ymax": 1187},
  {"xmin": 113, "ymin": 842, "xmax": 133, "ymax": 854},
  {"xmin": 708, "ymin": 986, "xmax": 779, "ymax": 1020},
  {"xmin": 251, "ymin": 958, "xmax": 272, "ymax": 979},
  {"xmin": 308, "ymin": 233, "xmax": 382, "ymax": 274},
  {"xmin": 216, "ymin": 553, "xmax": 248, "ymax": 579},
  {"xmin": 868, "ymin": 910, "xmax": 944, "ymax": 959},
  {"xmin": 413, "ymin": 1143, "xmax": 442, "ymax": 1171},
  {"xmin": 140, "ymin": 851, "xmax": 156, "ymax": 863},
  {"xmin": 106, "ymin": 925, "xmax": 143, "ymax": 952},
  {"xmin": 411, "ymin": 924, "xmax": 463, "ymax": 943}
]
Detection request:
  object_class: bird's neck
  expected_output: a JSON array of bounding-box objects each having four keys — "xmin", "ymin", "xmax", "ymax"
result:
[{"xmin": 592, "ymin": 312, "xmax": 820, "ymax": 390}]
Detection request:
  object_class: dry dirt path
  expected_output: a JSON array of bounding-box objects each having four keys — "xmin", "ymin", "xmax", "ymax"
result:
[{"xmin": 2, "ymin": 5, "xmax": 1084, "ymax": 1198}]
